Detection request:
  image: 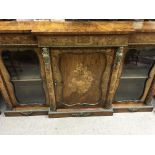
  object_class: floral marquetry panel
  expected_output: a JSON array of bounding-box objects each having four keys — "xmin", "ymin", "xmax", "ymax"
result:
[{"xmin": 51, "ymin": 49, "xmax": 114, "ymax": 108}]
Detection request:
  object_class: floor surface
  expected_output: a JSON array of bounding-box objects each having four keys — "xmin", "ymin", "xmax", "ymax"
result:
[
  {"xmin": 0, "ymin": 97, "xmax": 155, "ymax": 135},
  {"xmin": 0, "ymin": 110, "xmax": 155, "ymax": 134}
]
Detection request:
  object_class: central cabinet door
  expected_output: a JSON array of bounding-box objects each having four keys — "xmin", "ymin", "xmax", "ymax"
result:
[{"xmin": 51, "ymin": 48, "xmax": 114, "ymax": 108}]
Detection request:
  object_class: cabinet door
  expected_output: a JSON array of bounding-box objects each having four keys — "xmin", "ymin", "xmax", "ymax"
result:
[
  {"xmin": 0, "ymin": 48, "xmax": 48, "ymax": 106},
  {"xmin": 114, "ymin": 47, "xmax": 155, "ymax": 102},
  {"xmin": 51, "ymin": 48, "xmax": 114, "ymax": 108}
]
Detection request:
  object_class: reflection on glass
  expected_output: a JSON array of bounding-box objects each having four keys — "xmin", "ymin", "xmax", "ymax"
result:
[
  {"xmin": 2, "ymin": 50, "xmax": 41, "ymax": 80},
  {"xmin": 2, "ymin": 50, "xmax": 45, "ymax": 105},
  {"xmin": 114, "ymin": 47, "xmax": 155, "ymax": 101},
  {"xmin": 13, "ymin": 81, "xmax": 45, "ymax": 104}
]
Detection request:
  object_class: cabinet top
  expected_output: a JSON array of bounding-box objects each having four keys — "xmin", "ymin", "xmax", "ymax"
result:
[{"xmin": 0, "ymin": 21, "xmax": 155, "ymax": 34}]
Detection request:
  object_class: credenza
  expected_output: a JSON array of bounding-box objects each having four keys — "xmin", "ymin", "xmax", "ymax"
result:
[{"xmin": 0, "ymin": 21, "xmax": 154, "ymax": 117}]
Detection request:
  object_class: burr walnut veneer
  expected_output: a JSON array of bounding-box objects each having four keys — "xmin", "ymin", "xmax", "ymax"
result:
[{"xmin": 0, "ymin": 21, "xmax": 154, "ymax": 117}]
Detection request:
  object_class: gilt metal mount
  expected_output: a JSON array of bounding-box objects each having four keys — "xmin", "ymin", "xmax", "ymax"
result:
[
  {"xmin": 114, "ymin": 47, "xmax": 124, "ymax": 67},
  {"xmin": 42, "ymin": 47, "xmax": 51, "ymax": 70},
  {"xmin": 42, "ymin": 47, "xmax": 50, "ymax": 64}
]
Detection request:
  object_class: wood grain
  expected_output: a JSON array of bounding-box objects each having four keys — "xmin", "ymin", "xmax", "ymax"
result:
[
  {"xmin": 51, "ymin": 49, "xmax": 114, "ymax": 108},
  {"xmin": 0, "ymin": 21, "xmax": 155, "ymax": 116},
  {"xmin": 51, "ymin": 50, "xmax": 63, "ymax": 107},
  {"xmin": 106, "ymin": 47, "xmax": 126, "ymax": 108},
  {"xmin": 35, "ymin": 48, "xmax": 49, "ymax": 105},
  {"xmin": 0, "ymin": 71, "xmax": 13, "ymax": 108},
  {"xmin": 37, "ymin": 35, "xmax": 128, "ymax": 47},
  {"xmin": 101, "ymin": 49, "xmax": 114, "ymax": 106},
  {"xmin": 49, "ymin": 108, "xmax": 113, "ymax": 118},
  {"xmin": 42, "ymin": 48, "xmax": 56, "ymax": 111},
  {"xmin": 0, "ymin": 34, "xmax": 37, "ymax": 45},
  {"xmin": 113, "ymin": 101, "xmax": 153, "ymax": 113},
  {"xmin": 60, "ymin": 52, "xmax": 105, "ymax": 105},
  {"xmin": 141, "ymin": 64, "xmax": 155, "ymax": 102},
  {"xmin": 0, "ymin": 49, "xmax": 17, "ymax": 106},
  {"xmin": 145, "ymin": 76, "xmax": 155, "ymax": 105},
  {"xmin": 0, "ymin": 21, "xmax": 133, "ymax": 34},
  {"xmin": 129, "ymin": 33, "xmax": 155, "ymax": 45}
]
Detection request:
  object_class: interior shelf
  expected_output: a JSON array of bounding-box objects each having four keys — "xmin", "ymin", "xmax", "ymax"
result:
[
  {"xmin": 121, "ymin": 68, "xmax": 149, "ymax": 79},
  {"xmin": 11, "ymin": 78, "xmax": 42, "ymax": 82}
]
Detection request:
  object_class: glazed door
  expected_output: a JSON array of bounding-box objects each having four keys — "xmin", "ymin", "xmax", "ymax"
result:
[
  {"xmin": 51, "ymin": 48, "xmax": 114, "ymax": 109},
  {"xmin": 114, "ymin": 46, "xmax": 155, "ymax": 103},
  {"xmin": 0, "ymin": 48, "xmax": 48, "ymax": 107}
]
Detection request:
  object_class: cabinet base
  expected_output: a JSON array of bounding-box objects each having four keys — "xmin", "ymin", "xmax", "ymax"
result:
[
  {"xmin": 48, "ymin": 108, "xmax": 113, "ymax": 118},
  {"xmin": 4, "ymin": 107, "xmax": 49, "ymax": 117},
  {"xmin": 3, "ymin": 103, "xmax": 153, "ymax": 117},
  {"xmin": 113, "ymin": 102, "xmax": 153, "ymax": 113}
]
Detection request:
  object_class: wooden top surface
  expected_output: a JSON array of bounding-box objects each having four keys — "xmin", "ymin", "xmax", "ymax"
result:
[{"xmin": 0, "ymin": 21, "xmax": 155, "ymax": 34}]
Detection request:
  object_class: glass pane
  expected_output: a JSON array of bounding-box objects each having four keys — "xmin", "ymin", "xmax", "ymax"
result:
[
  {"xmin": 114, "ymin": 47, "xmax": 155, "ymax": 101},
  {"xmin": 2, "ymin": 50, "xmax": 41, "ymax": 80},
  {"xmin": 122, "ymin": 48, "xmax": 154, "ymax": 77},
  {"xmin": 115, "ymin": 78, "xmax": 147, "ymax": 101},
  {"xmin": 2, "ymin": 50, "xmax": 45, "ymax": 105},
  {"xmin": 13, "ymin": 81, "xmax": 45, "ymax": 104}
]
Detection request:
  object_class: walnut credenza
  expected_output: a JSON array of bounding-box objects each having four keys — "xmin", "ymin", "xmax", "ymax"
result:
[{"xmin": 0, "ymin": 21, "xmax": 154, "ymax": 117}]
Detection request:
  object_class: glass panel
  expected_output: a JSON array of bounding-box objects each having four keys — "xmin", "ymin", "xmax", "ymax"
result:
[
  {"xmin": 2, "ymin": 50, "xmax": 41, "ymax": 80},
  {"xmin": 114, "ymin": 47, "xmax": 155, "ymax": 101},
  {"xmin": 13, "ymin": 80, "xmax": 45, "ymax": 104},
  {"xmin": 115, "ymin": 78, "xmax": 147, "ymax": 101},
  {"xmin": 2, "ymin": 50, "xmax": 45, "ymax": 105}
]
